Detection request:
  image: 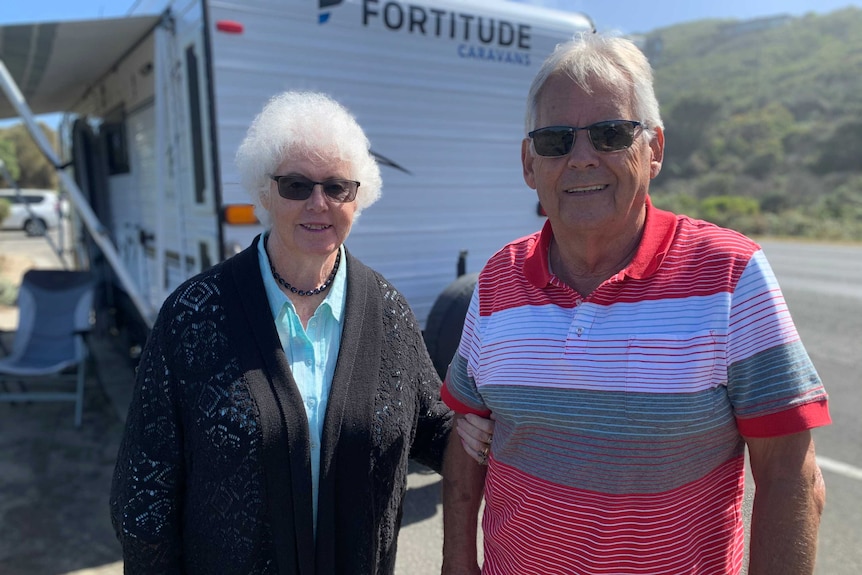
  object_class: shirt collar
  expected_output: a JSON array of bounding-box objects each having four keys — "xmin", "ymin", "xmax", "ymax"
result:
[
  {"xmin": 257, "ymin": 232, "xmax": 347, "ymax": 323},
  {"xmin": 523, "ymin": 196, "xmax": 677, "ymax": 289}
]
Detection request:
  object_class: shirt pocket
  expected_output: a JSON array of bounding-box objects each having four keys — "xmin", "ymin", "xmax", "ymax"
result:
[{"xmin": 624, "ymin": 330, "xmax": 724, "ymax": 429}]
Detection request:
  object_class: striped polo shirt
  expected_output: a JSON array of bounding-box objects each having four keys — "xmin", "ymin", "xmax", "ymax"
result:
[{"xmin": 442, "ymin": 201, "xmax": 830, "ymax": 574}]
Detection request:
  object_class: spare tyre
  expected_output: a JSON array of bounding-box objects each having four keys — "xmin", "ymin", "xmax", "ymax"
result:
[{"xmin": 423, "ymin": 272, "xmax": 478, "ymax": 380}]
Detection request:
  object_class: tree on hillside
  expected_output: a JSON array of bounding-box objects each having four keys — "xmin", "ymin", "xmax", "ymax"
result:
[
  {"xmin": 811, "ymin": 119, "xmax": 862, "ymax": 174},
  {"xmin": 721, "ymin": 103, "xmax": 795, "ymax": 178},
  {"xmin": 0, "ymin": 123, "xmax": 58, "ymax": 190},
  {"xmin": 661, "ymin": 95, "xmax": 722, "ymax": 178},
  {"xmin": 646, "ymin": 8, "xmax": 862, "ymax": 240},
  {"xmin": 0, "ymin": 139, "xmax": 20, "ymax": 186}
]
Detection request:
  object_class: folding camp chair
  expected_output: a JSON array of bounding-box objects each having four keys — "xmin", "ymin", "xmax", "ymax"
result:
[{"xmin": 0, "ymin": 269, "xmax": 95, "ymax": 427}]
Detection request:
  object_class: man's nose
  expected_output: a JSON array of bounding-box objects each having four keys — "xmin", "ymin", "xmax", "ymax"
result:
[{"xmin": 566, "ymin": 132, "xmax": 600, "ymax": 168}]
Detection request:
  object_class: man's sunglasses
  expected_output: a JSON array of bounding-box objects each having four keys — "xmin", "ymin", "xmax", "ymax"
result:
[
  {"xmin": 269, "ymin": 175, "xmax": 360, "ymax": 203},
  {"xmin": 528, "ymin": 120, "xmax": 643, "ymax": 157}
]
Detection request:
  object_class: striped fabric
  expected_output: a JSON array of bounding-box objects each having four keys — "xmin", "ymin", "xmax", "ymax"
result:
[{"xmin": 442, "ymin": 202, "xmax": 830, "ymax": 574}]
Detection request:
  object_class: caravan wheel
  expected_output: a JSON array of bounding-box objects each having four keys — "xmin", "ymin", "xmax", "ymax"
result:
[{"xmin": 423, "ymin": 273, "xmax": 478, "ymax": 380}]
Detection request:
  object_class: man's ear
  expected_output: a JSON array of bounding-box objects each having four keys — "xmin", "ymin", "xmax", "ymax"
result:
[
  {"xmin": 649, "ymin": 126, "xmax": 665, "ymax": 179},
  {"xmin": 522, "ymin": 138, "xmax": 537, "ymax": 189}
]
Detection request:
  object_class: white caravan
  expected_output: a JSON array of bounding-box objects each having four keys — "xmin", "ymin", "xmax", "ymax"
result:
[{"xmin": 0, "ymin": 0, "xmax": 593, "ymax": 370}]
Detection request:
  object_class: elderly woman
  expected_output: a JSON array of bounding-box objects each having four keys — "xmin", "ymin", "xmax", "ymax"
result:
[{"xmin": 110, "ymin": 91, "xmax": 454, "ymax": 574}]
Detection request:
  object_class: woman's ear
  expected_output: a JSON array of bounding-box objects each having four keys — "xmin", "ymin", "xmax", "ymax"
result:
[{"xmin": 260, "ymin": 185, "xmax": 272, "ymax": 211}]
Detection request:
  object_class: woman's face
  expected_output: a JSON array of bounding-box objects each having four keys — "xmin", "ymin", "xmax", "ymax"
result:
[{"xmin": 262, "ymin": 155, "xmax": 358, "ymax": 259}]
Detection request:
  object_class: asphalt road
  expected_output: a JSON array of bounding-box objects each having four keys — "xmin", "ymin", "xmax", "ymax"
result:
[
  {"xmin": 0, "ymin": 223, "xmax": 75, "ymax": 270},
  {"xmin": 1, "ymin": 231, "xmax": 859, "ymax": 574}
]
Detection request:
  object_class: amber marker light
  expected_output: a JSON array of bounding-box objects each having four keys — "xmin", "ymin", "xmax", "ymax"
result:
[{"xmin": 223, "ymin": 204, "xmax": 259, "ymax": 225}]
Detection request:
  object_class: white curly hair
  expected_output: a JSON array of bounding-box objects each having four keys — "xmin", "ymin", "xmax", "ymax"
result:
[{"xmin": 235, "ymin": 91, "xmax": 383, "ymax": 227}]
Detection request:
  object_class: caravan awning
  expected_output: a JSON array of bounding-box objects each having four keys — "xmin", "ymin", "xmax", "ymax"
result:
[{"xmin": 0, "ymin": 15, "xmax": 161, "ymax": 120}]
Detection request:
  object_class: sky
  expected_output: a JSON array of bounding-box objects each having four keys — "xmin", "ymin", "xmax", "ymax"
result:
[{"xmin": 1, "ymin": 0, "xmax": 861, "ymax": 34}]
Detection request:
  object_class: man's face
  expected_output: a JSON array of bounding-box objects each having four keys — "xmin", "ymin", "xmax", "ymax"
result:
[{"xmin": 522, "ymin": 73, "xmax": 664, "ymax": 240}]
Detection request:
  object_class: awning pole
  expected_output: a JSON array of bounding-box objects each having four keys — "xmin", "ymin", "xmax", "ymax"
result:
[{"xmin": 0, "ymin": 58, "xmax": 156, "ymax": 328}]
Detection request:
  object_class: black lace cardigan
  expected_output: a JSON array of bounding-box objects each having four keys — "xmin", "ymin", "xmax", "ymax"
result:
[{"xmin": 110, "ymin": 236, "xmax": 453, "ymax": 574}]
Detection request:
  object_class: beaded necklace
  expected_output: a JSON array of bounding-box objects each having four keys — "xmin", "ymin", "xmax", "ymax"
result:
[{"xmin": 268, "ymin": 245, "xmax": 341, "ymax": 296}]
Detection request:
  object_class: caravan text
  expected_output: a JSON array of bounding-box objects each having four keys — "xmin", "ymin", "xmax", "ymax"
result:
[{"xmin": 362, "ymin": 0, "xmax": 532, "ymax": 50}]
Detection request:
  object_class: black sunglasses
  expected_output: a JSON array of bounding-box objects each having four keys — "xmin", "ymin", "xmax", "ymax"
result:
[
  {"xmin": 528, "ymin": 120, "xmax": 643, "ymax": 157},
  {"xmin": 270, "ymin": 174, "xmax": 360, "ymax": 203}
]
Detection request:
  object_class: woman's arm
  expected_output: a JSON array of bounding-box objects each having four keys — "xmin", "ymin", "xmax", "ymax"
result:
[
  {"xmin": 456, "ymin": 413, "xmax": 495, "ymax": 464},
  {"xmin": 110, "ymin": 318, "xmax": 185, "ymax": 574},
  {"xmin": 407, "ymin": 336, "xmax": 454, "ymax": 473}
]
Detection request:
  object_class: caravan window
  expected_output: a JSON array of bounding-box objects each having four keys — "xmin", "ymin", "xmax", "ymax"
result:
[{"xmin": 185, "ymin": 45, "xmax": 206, "ymax": 205}]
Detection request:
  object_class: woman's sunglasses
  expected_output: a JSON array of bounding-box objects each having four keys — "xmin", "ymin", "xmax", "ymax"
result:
[
  {"xmin": 528, "ymin": 120, "xmax": 643, "ymax": 157},
  {"xmin": 269, "ymin": 175, "xmax": 360, "ymax": 203}
]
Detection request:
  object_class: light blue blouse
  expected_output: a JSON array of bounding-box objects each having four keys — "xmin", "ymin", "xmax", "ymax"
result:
[{"xmin": 257, "ymin": 234, "xmax": 347, "ymax": 535}]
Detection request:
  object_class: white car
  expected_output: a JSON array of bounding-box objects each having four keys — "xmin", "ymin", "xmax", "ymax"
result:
[{"xmin": 0, "ymin": 189, "xmax": 62, "ymax": 236}]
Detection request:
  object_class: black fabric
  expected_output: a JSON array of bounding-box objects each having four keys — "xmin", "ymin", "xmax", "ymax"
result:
[
  {"xmin": 314, "ymin": 264, "xmax": 382, "ymax": 573},
  {"xmin": 110, "ymin": 236, "xmax": 452, "ymax": 574}
]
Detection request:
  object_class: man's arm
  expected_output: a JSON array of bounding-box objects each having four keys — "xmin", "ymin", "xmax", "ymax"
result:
[
  {"xmin": 746, "ymin": 430, "xmax": 826, "ymax": 575},
  {"xmin": 441, "ymin": 413, "xmax": 488, "ymax": 575}
]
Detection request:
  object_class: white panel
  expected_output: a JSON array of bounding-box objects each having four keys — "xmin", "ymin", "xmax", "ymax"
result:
[
  {"xmin": 111, "ymin": 104, "xmax": 162, "ymax": 310},
  {"xmin": 208, "ymin": 0, "xmax": 592, "ymax": 326}
]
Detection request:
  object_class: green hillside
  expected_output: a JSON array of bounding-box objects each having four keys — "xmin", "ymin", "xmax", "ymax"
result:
[{"xmin": 641, "ymin": 8, "xmax": 862, "ymax": 240}]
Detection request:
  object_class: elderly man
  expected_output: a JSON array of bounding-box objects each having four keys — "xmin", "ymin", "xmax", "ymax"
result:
[{"xmin": 441, "ymin": 32, "xmax": 830, "ymax": 575}]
